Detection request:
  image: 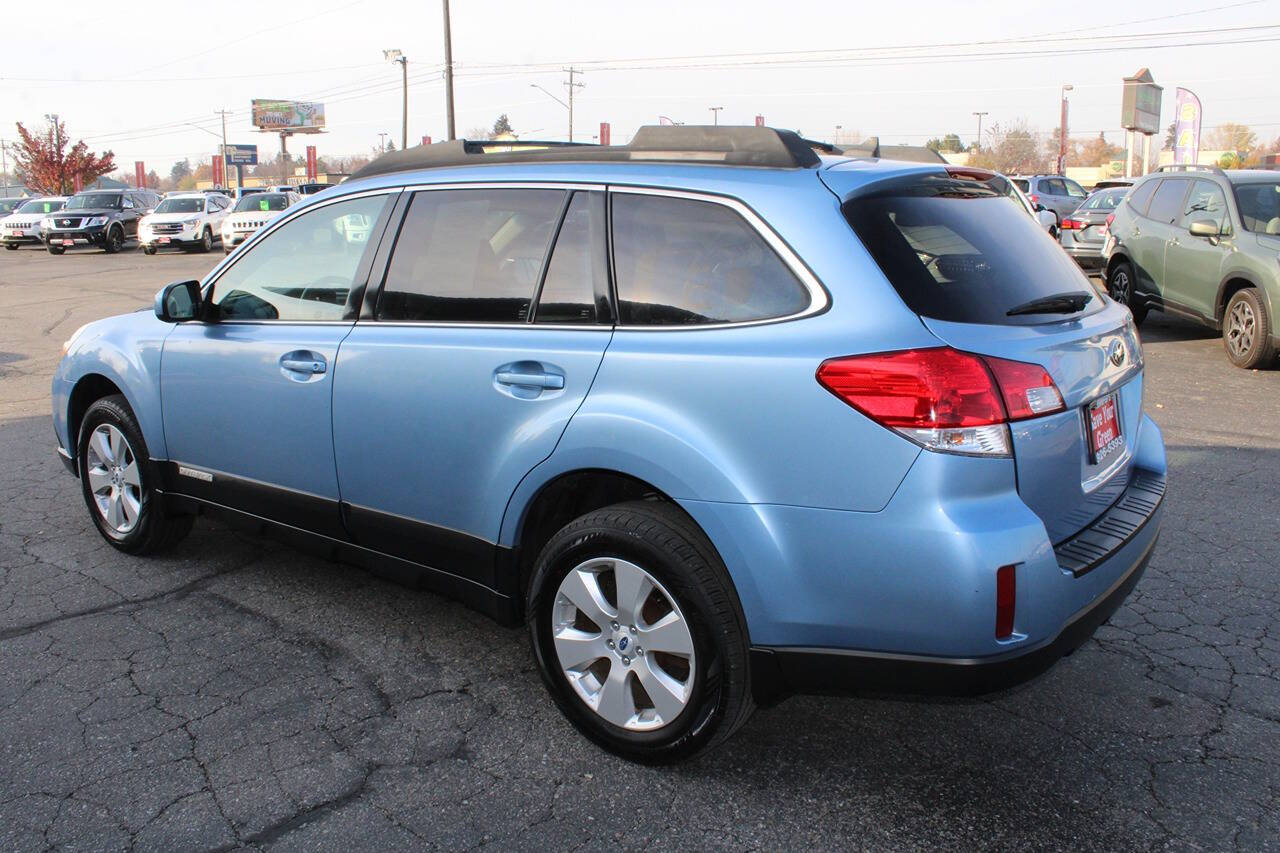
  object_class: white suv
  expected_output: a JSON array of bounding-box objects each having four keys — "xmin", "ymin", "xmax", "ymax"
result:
[
  {"xmin": 1, "ymin": 196, "xmax": 69, "ymax": 249},
  {"xmin": 138, "ymin": 192, "xmax": 231, "ymax": 254}
]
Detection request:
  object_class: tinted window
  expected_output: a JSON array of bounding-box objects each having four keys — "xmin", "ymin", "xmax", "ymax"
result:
[
  {"xmin": 535, "ymin": 192, "xmax": 605, "ymax": 324},
  {"xmin": 1145, "ymin": 179, "xmax": 1189, "ymax": 223},
  {"xmin": 612, "ymin": 193, "xmax": 809, "ymax": 325},
  {"xmin": 234, "ymin": 193, "xmax": 290, "ymax": 212},
  {"xmin": 1126, "ymin": 179, "xmax": 1158, "ymax": 215},
  {"xmin": 67, "ymin": 193, "xmax": 121, "ymax": 210},
  {"xmin": 378, "ymin": 188, "xmax": 564, "ymax": 323},
  {"xmin": 155, "ymin": 197, "xmax": 204, "ymax": 214},
  {"xmin": 1063, "ymin": 179, "xmax": 1087, "ymax": 198},
  {"xmin": 1179, "ymin": 180, "xmax": 1229, "ymax": 232},
  {"xmin": 1233, "ymin": 181, "xmax": 1280, "ymax": 233},
  {"xmin": 16, "ymin": 199, "xmax": 64, "ymax": 215},
  {"xmin": 1044, "ymin": 179, "xmax": 1068, "ymax": 196},
  {"xmin": 844, "ymin": 174, "xmax": 1095, "ymax": 326},
  {"xmin": 1012, "ymin": 179, "xmax": 1029, "ymax": 193},
  {"xmin": 210, "ymin": 194, "xmax": 389, "ymax": 321}
]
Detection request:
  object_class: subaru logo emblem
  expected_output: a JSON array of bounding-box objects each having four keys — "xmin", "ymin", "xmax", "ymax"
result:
[
  {"xmin": 618, "ymin": 636, "xmax": 629, "ymax": 651},
  {"xmin": 1108, "ymin": 340, "xmax": 1126, "ymax": 368}
]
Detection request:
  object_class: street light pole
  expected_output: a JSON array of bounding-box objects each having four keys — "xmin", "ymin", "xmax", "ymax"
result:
[
  {"xmin": 972, "ymin": 111, "xmax": 988, "ymax": 150},
  {"xmin": 1058, "ymin": 84, "xmax": 1074, "ymax": 175},
  {"xmin": 385, "ymin": 50, "xmax": 408, "ymax": 149},
  {"xmin": 710, "ymin": 106, "xmax": 723, "ymax": 126},
  {"xmin": 442, "ymin": 0, "xmax": 456, "ymax": 140},
  {"xmin": 378, "ymin": 132, "xmax": 388, "ymax": 153}
]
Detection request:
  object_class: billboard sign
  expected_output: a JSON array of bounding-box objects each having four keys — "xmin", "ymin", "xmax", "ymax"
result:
[
  {"xmin": 1121, "ymin": 68, "xmax": 1163, "ymax": 134},
  {"xmin": 251, "ymin": 99, "xmax": 326, "ymax": 131},
  {"xmin": 1173, "ymin": 88, "xmax": 1203, "ymax": 165},
  {"xmin": 224, "ymin": 144, "xmax": 258, "ymax": 166}
]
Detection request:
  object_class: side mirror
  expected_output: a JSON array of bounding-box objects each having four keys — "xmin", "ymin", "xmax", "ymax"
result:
[
  {"xmin": 155, "ymin": 280, "xmax": 202, "ymax": 322},
  {"xmin": 1188, "ymin": 220, "xmax": 1220, "ymax": 238}
]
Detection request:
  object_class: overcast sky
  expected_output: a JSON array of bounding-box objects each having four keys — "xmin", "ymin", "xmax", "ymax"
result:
[{"xmin": 3, "ymin": 0, "xmax": 1277, "ymax": 174}]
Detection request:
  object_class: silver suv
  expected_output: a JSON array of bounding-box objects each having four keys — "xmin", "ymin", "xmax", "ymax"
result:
[{"xmin": 1011, "ymin": 175, "xmax": 1089, "ymax": 223}]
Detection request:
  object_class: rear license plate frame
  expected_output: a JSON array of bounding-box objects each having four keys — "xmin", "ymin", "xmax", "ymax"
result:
[{"xmin": 1087, "ymin": 392, "xmax": 1123, "ymax": 465}]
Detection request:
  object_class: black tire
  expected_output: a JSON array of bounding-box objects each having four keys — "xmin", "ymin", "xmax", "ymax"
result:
[
  {"xmin": 47, "ymin": 244, "xmax": 65, "ymax": 255},
  {"xmin": 527, "ymin": 500, "xmax": 754, "ymax": 763},
  {"xmin": 1223, "ymin": 288, "xmax": 1276, "ymax": 369},
  {"xmin": 102, "ymin": 227, "xmax": 123, "ymax": 254},
  {"xmin": 1107, "ymin": 259, "xmax": 1147, "ymax": 325},
  {"xmin": 198, "ymin": 228, "xmax": 213, "ymax": 253},
  {"xmin": 142, "ymin": 246, "xmax": 156, "ymax": 256},
  {"xmin": 77, "ymin": 395, "xmax": 193, "ymax": 555},
  {"xmin": 4, "ymin": 243, "xmax": 17, "ymax": 250}
]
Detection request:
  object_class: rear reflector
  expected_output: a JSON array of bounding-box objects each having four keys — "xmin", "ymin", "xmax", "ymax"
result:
[
  {"xmin": 996, "ymin": 564, "xmax": 1016, "ymax": 638},
  {"xmin": 816, "ymin": 347, "xmax": 1066, "ymax": 457}
]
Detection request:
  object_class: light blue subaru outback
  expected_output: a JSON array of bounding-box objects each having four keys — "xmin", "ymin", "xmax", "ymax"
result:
[{"xmin": 53, "ymin": 127, "xmax": 1165, "ymax": 762}]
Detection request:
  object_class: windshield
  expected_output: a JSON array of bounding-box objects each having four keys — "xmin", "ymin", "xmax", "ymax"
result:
[
  {"xmin": 0, "ymin": 198, "xmax": 23, "ymax": 213},
  {"xmin": 67, "ymin": 193, "xmax": 122, "ymax": 210},
  {"xmin": 1233, "ymin": 181, "xmax": 1280, "ymax": 233},
  {"xmin": 844, "ymin": 174, "xmax": 1096, "ymax": 326},
  {"xmin": 234, "ymin": 193, "xmax": 289, "ymax": 212},
  {"xmin": 1011, "ymin": 178, "xmax": 1030, "ymax": 193},
  {"xmin": 17, "ymin": 198, "xmax": 65, "ymax": 215},
  {"xmin": 155, "ymin": 197, "xmax": 204, "ymax": 214},
  {"xmin": 1080, "ymin": 189, "xmax": 1127, "ymax": 211}
]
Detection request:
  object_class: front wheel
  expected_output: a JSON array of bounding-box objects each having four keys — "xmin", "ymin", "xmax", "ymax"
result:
[
  {"xmin": 1107, "ymin": 260, "xmax": 1147, "ymax": 325},
  {"xmin": 142, "ymin": 246, "xmax": 156, "ymax": 256},
  {"xmin": 4, "ymin": 242, "xmax": 17, "ymax": 250},
  {"xmin": 102, "ymin": 227, "xmax": 123, "ymax": 254},
  {"xmin": 78, "ymin": 395, "xmax": 193, "ymax": 554},
  {"xmin": 47, "ymin": 244, "xmax": 65, "ymax": 255},
  {"xmin": 1223, "ymin": 288, "xmax": 1276, "ymax": 369},
  {"xmin": 527, "ymin": 501, "xmax": 754, "ymax": 763},
  {"xmin": 198, "ymin": 228, "xmax": 212, "ymax": 252}
]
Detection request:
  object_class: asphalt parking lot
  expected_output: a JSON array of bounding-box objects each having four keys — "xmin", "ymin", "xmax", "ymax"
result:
[{"xmin": 1, "ymin": 244, "xmax": 1278, "ymax": 850}]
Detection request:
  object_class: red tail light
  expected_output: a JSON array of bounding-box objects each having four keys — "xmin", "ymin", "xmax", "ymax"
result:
[
  {"xmin": 996, "ymin": 564, "xmax": 1017, "ymax": 638},
  {"xmin": 815, "ymin": 347, "xmax": 1065, "ymax": 456},
  {"xmin": 1060, "ymin": 217, "xmax": 1083, "ymax": 230},
  {"xmin": 1028, "ymin": 194, "xmax": 1040, "ymax": 204}
]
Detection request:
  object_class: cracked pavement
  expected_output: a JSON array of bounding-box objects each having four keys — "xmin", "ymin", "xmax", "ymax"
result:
[{"xmin": 2, "ymin": 248, "xmax": 1278, "ymax": 850}]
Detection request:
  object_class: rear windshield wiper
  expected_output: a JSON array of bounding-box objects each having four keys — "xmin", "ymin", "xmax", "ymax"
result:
[{"xmin": 1006, "ymin": 291, "xmax": 1092, "ymax": 317}]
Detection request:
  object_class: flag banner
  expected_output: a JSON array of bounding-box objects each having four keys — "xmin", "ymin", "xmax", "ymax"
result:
[{"xmin": 1173, "ymin": 88, "xmax": 1202, "ymax": 165}]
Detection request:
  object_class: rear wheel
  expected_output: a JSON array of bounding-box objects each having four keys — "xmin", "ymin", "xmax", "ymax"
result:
[
  {"xmin": 527, "ymin": 501, "xmax": 753, "ymax": 763},
  {"xmin": 1223, "ymin": 288, "xmax": 1275, "ymax": 369},
  {"xmin": 102, "ymin": 227, "xmax": 123, "ymax": 254},
  {"xmin": 1107, "ymin": 260, "xmax": 1147, "ymax": 325},
  {"xmin": 78, "ymin": 395, "xmax": 193, "ymax": 554}
]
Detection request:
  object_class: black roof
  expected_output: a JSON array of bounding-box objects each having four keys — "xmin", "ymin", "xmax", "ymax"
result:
[{"xmin": 349, "ymin": 125, "xmax": 837, "ymax": 181}]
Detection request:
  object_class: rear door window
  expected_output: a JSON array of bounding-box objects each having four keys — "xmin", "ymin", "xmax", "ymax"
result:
[
  {"xmin": 1125, "ymin": 179, "xmax": 1158, "ymax": 215},
  {"xmin": 843, "ymin": 173, "xmax": 1096, "ymax": 326},
  {"xmin": 1145, "ymin": 179, "xmax": 1190, "ymax": 224},
  {"xmin": 377, "ymin": 188, "xmax": 565, "ymax": 323},
  {"xmin": 611, "ymin": 193, "xmax": 810, "ymax": 325},
  {"xmin": 534, "ymin": 191, "xmax": 606, "ymax": 324}
]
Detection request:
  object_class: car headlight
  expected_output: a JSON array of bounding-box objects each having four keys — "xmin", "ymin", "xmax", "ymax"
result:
[
  {"xmin": 183, "ymin": 218, "xmax": 201, "ymax": 227},
  {"xmin": 60, "ymin": 323, "xmax": 92, "ymax": 358},
  {"xmin": 85, "ymin": 216, "xmax": 108, "ymax": 227}
]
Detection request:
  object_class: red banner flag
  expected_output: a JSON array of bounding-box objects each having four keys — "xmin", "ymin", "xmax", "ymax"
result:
[
  {"xmin": 306, "ymin": 145, "xmax": 317, "ymax": 180},
  {"xmin": 211, "ymin": 154, "xmax": 225, "ymax": 187},
  {"xmin": 134, "ymin": 161, "xmax": 146, "ymax": 188},
  {"xmin": 73, "ymin": 173, "xmax": 83, "ymax": 192},
  {"xmin": 422, "ymin": 135, "xmax": 432, "ymax": 146},
  {"xmin": 599, "ymin": 123, "xmax": 611, "ymax": 146},
  {"xmin": 755, "ymin": 115, "xmax": 765, "ymax": 127}
]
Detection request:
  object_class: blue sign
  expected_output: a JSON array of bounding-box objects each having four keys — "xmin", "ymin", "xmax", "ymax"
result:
[{"xmin": 224, "ymin": 144, "xmax": 258, "ymax": 166}]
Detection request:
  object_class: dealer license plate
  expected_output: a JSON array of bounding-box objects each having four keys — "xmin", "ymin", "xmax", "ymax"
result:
[
  {"xmin": 1088, "ymin": 392, "xmax": 1123, "ymax": 464},
  {"xmin": 158, "ymin": 237, "xmax": 170, "ymax": 244},
  {"xmin": 61, "ymin": 239, "xmax": 74, "ymax": 246}
]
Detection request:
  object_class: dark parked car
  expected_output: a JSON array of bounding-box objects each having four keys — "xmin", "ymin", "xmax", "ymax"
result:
[{"xmin": 42, "ymin": 189, "xmax": 160, "ymax": 254}]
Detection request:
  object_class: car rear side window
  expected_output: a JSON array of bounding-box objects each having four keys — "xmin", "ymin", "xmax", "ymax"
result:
[
  {"xmin": 378, "ymin": 188, "xmax": 565, "ymax": 323},
  {"xmin": 611, "ymin": 193, "xmax": 810, "ymax": 326},
  {"xmin": 534, "ymin": 191, "xmax": 605, "ymax": 324},
  {"xmin": 843, "ymin": 173, "xmax": 1095, "ymax": 326},
  {"xmin": 1144, "ymin": 179, "xmax": 1189, "ymax": 224},
  {"xmin": 1125, "ymin": 179, "xmax": 1158, "ymax": 215}
]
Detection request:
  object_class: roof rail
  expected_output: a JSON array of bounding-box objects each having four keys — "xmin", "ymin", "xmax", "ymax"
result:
[
  {"xmin": 347, "ymin": 125, "xmax": 827, "ymax": 181},
  {"xmin": 1154, "ymin": 163, "xmax": 1225, "ymax": 175}
]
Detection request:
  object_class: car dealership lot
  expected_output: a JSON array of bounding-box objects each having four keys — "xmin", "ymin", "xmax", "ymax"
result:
[{"xmin": 1, "ymin": 248, "xmax": 1278, "ymax": 848}]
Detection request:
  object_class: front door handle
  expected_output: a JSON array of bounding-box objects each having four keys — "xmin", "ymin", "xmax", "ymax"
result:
[
  {"xmin": 280, "ymin": 352, "xmax": 327, "ymax": 375},
  {"xmin": 495, "ymin": 370, "xmax": 563, "ymax": 389}
]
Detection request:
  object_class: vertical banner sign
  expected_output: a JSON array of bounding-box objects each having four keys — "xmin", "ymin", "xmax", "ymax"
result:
[
  {"xmin": 134, "ymin": 161, "xmax": 146, "ymax": 188},
  {"xmin": 305, "ymin": 145, "xmax": 317, "ymax": 180},
  {"xmin": 1173, "ymin": 88, "xmax": 1203, "ymax": 165},
  {"xmin": 211, "ymin": 155, "xmax": 225, "ymax": 187},
  {"xmin": 422, "ymin": 135, "xmax": 432, "ymax": 146},
  {"xmin": 755, "ymin": 115, "xmax": 765, "ymax": 127},
  {"xmin": 599, "ymin": 122, "xmax": 611, "ymax": 146},
  {"xmin": 73, "ymin": 173, "xmax": 82, "ymax": 192}
]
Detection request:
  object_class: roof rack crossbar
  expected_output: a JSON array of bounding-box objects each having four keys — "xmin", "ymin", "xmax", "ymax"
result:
[
  {"xmin": 348, "ymin": 125, "xmax": 826, "ymax": 181},
  {"xmin": 1155, "ymin": 163, "xmax": 1226, "ymax": 175}
]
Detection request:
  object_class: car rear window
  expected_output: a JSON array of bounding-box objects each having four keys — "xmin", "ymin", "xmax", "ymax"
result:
[
  {"xmin": 1012, "ymin": 179, "xmax": 1029, "ymax": 193},
  {"xmin": 843, "ymin": 173, "xmax": 1096, "ymax": 326},
  {"xmin": 1125, "ymin": 180, "xmax": 1158, "ymax": 215}
]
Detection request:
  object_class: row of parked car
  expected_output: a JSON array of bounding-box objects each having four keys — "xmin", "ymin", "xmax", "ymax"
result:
[
  {"xmin": 1040, "ymin": 165, "xmax": 1280, "ymax": 369},
  {"xmin": 0, "ymin": 184, "xmax": 329, "ymax": 256}
]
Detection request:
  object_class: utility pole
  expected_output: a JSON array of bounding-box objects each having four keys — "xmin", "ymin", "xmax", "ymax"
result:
[
  {"xmin": 384, "ymin": 50, "xmax": 408, "ymax": 149},
  {"xmin": 214, "ymin": 109, "xmax": 231, "ymax": 189},
  {"xmin": 972, "ymin": 111, "xmax": 988, "ymax": 150},
  {"xmin": 1057, "ymin": 84, "xmax": 1074, "ymax": 175},
  {"xmin": 562, "ymin": 68, "xmax": 584, "ymax": 142},
  {"xmin": 378, "ymin": 132, "xmax": 388, "ymax": 153},
  {"xmin": 710, "ymin": 106, "xmax": 723, "ymax": 126},
  {"xmin": 442, "ymin": 0, "xmax": 456, "ymax": 140}
]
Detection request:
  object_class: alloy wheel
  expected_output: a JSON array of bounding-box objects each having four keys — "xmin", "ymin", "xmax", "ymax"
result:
[
  {"xmin": 1109, "ymin": 268, "xmax": 1130, "ymax": 304},
  {"xmin": 1226, "ymin": 299, "xmax": 1256, "ymax": 359},
  {"xmin": 84, "ymin": 424, "xmax": 142, "ymax": 534},
  {"xmin": 551, "ymin": 557, "xmax": 696, "ymax": 731}
]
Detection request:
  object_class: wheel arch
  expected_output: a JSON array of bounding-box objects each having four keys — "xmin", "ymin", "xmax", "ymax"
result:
[{"xmin": 1216, "ymin": 272, "xmax": 1266, "ymax": 325}]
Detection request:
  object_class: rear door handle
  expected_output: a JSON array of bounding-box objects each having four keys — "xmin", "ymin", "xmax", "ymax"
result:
[{"xmin": 495, "ymin": 370, "xmax": 563, "ymax": 389}]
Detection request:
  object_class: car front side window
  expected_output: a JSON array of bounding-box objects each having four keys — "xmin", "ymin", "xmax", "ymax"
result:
[
  {"xmin": 1179, "ymin": 180, "xmax": 1229, "ymax": 233},
  {"xmin": 208, "ymin": 194, "xmax": 390, "ymax": 322}
]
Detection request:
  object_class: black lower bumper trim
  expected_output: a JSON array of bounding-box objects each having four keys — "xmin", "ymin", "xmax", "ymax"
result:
[{"xmin": 750, "ymin": 532, "xmax": 1158, "ymax": 706}]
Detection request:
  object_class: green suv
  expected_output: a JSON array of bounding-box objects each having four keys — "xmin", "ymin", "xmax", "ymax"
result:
[{"xmin": 1104, "ymin": 165, "xmax": 1280, "ymax": 368}]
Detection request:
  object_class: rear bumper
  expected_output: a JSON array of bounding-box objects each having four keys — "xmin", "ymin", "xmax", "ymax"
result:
[{"xmin": 1061, "ymin": 242, "xmax": 1106, "ymax": 270}]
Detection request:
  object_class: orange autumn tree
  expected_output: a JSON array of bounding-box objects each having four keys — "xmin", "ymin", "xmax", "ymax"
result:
[{"xmin": 13, "ymin": 119, "xmax": 115, "ymax": 195}]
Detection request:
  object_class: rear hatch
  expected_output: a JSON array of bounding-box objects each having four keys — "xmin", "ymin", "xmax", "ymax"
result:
[{"xmin": 832, "ymin": 168, "xmax": 1144, "ymax": 543}]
